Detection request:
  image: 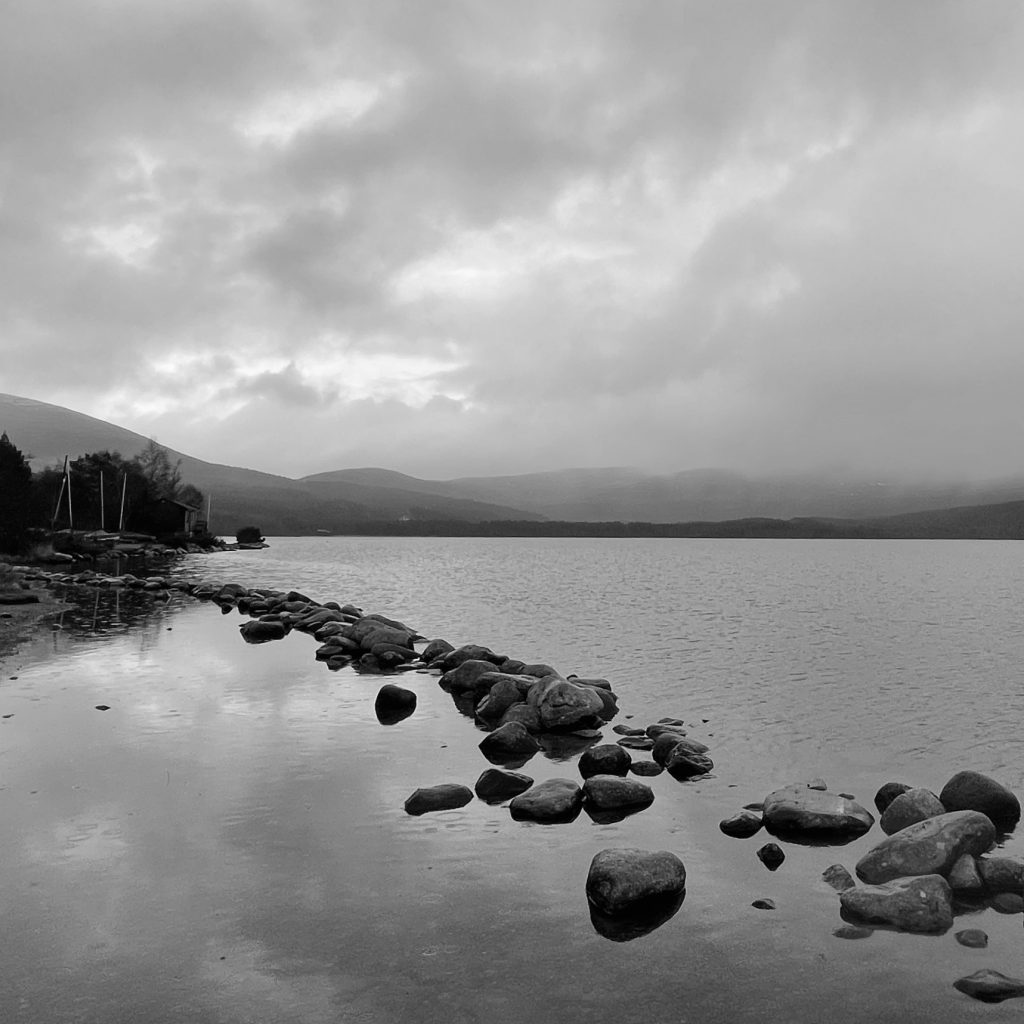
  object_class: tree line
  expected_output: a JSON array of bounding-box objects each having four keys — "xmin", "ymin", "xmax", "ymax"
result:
[{"xmin": 0, "ymin": 432, "xmax": 206, "ymax": 553}]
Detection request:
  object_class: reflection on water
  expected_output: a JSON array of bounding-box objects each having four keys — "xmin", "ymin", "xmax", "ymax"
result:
[{"xmin": 2, "ymin": 539, "xmax": 1024, "ymax": 1021}]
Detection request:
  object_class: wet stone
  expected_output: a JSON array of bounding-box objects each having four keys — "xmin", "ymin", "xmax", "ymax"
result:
[
  {"xmin": 757, "ymin": 843, "xmax": 785, "ymax": 871},
  {"xmin": 822, "ymin": 864, "xmax": 856, "ymax": 892},
  {"xmin": 719, "ymin": 810, "xmax": 763, "ymax": 839},
  {"xmin": 751, "ymin": 898, "xmax": 776, "ymax": 910},
  {"xmin": 832, "ymin": 925, "xmax": 873, "ymax": 940},
  {"xmin": 955, "ymin": 929, "xmax": 989, "ymax": 949},
  {"xmin": 990, "ymin": 892, "xmax": 1024, "ymax": 914},
  {"xmin": 628, "ymin": 761, "xmax": 664, "ymax": 777},
  {"xmin": 954, "ymin": 970, "xmax": 1024, "ymax": 1003},
  {"xmin": 404, "ymin": 784, "xmax": 474, "ymax": 816}
]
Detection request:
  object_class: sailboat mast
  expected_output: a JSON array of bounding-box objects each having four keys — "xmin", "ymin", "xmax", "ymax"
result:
[
  {"xmin": 51, "ymin": 456, "xmax": 68, "ymax": 530},
  {"xmin": 119, "ymin": 472, "xmax": 127, "ymax": 533},
  {"xmin": 65, "ymin": 458, "xmax": 74, "ymax": 532},
  {"xmin": 100, "ymin": 470, "xmax": 105, "ymax": 531}
]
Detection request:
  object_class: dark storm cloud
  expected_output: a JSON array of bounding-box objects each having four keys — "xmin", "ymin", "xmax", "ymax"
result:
[{"xmin": 1, "ymin": 0, "xmax": 1023, "ymax": 478}]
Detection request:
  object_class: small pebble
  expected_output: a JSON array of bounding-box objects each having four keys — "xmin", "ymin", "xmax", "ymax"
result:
[
  {"xmin": 752, "ymin": 898, "xmax": 776, "ymax": 910},
  {"xmin": 833, "ymin": 925, "xmax": 872, "ymax": 940},
  {"xmin": 757, "ymin": 843, "xmax": 785, "ymax": 871}
]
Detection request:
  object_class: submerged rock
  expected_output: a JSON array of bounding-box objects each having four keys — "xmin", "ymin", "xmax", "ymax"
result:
[
  {"xmin": 939, "ymin": 771, "xmax": 1021, "ymax": 831},
  {"xmin": 954, "ymin": 970, "xmax": 1024, "ymax": 1003},
  {"xmin": 628, "ymin": 760, "xmax": 664, "ymax": 777},
  {"xmin": 840, "ymin": 875, "xmax": 953, "ymax": 934},
  {"xmin": 855, "ymin": 810, "xmax": 996, "ymax": 884},
  {"xmin": 955, "ymin": 929, "xmax": 988, "ymax": 948},
  {"xmin": 586, "ymin": 848, "xmax": 687, "ymax": 916},
  {"xmin": 762, "ymin": 784, "xmax": 874, "ymax": 839},
  {"xmin": 822, "ymin": 864, "xmax": 856, "ymax": 892},
  {"xmin": 404, "ymin": 784, "xmax": 474, "ymax": 816}
]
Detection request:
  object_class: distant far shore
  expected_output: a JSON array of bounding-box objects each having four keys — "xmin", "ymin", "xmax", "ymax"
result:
[{"xmin": 265, "ymin": 512, "xmax": 1024, "ymax": 541}]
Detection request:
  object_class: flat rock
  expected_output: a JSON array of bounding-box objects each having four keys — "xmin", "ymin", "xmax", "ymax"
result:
[
  {"xmin": 762, "ymin": 784, "xmax": 874, "ymax": 838},
  {"xmin": 239, "ymin": 620, "xmax": 287, "ymax": 643},
  {"xmin": 954, "ymin": 970, "xmax": 1024, "ymax": 1003},
  {"xmin": 955, "ymin": 929, "xmax": 988, "ymax": 948},
  {"xmin": 628, "ymin": 760, "xmax": 664, "ymax": 777},
  {"xmin": 404, "ymin": 784, "xmax": 474, "ymax": 816},
  {"xmin": 855, "ymin": 810, "xmax": 996, "ymax": 884},
  {"xmin": 840, "ymin": 874, "xmax": 953, "ymax": 934},
  {"xmin": 665, "ymin": 748, "xmax": 714, "ymax": 780},
  {"xmin": 586, "ymin": 848, "xmax": 687, "ymax": 916}
]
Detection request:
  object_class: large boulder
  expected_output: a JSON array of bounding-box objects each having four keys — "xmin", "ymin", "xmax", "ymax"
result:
[
  {"xmin": 509, "ymin": 779, "xmax": 583, "ymax": 823},
  {"xmin": 435, "ymin": 644, "xmax": 506, "ymax": 672},
  {"xmin": 762, "ymin": 784, "xmax": 874, "ymax": 839},
  {"xmin": 585, "ymin": 848, "xmax": 687, "ymax": 916},
  {"xmin": 479, "ymin": 723, "xmax": 541, "ymax": 765},
  {"xmin": 977, "ymin": 856, "xmax": 1024, "ymax": 894},
  {"xmin": 582, "ymin": 776, "xmax": 655, "ymax": 814},
  {"xmin": 652, "ymin": 734, "xmax": 708, "ymax": 766},
  {"xmin": 404, "ymin": 784, "xmax": 474, "ymax": 816},
  {"xmin": 239, "ymin": 620, "xmax": 287, "ymax": 643},
  {"xmin": 531, "ymin": 678, "xmax": 605, "ymax": 731},
  {"xmin": 939, "ymin": 771, "xmax": 1021, "ymax": 831},
  {"xmin": 664, "ymin": 748, "xmax": 714, "ymax": 780},
  {"xmin": 840, "ymin": 875, "xmax": 953, "ymax": 934},
  {"xmin": 579, "ymin": 744, "xmax": 632, "ymax": 779},
  {"xmin": 474, "ymin": 768, "xmax": 534, "ymax": 803},
  {"xmin": 440, "ymin": 659, "xmax": 502, "ymax": 695},
  {"xmin": 879, "ymin": 788, "xmax": 945, "ymax": 835},
  {"xmin": 855, "ymin": 810, "xmax": 996, "ymax": 884}
]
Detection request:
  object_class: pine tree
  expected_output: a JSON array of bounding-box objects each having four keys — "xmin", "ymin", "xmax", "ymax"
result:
[{"xmin": 0, "ymin": 432, "xmax": 34, "ymax": 552}]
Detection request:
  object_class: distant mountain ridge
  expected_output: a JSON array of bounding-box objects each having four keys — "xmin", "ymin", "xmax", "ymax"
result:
[{"xmin": 4, "ymin": 391, "xmax": 1024, "ymax": 535}]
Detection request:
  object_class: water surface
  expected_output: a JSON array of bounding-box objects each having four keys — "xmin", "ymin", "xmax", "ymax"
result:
[{"xmin": 3, "ymin": 538, "xmax": 1024, "ymax": 1022}]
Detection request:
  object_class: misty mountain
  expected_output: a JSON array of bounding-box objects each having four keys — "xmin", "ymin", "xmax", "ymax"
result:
[
  {"xmin": 0, "ymin": 393, "xmax": 544, "ymax": 533},
  {"xmin": 5, "ymin": 392, "xmax": 1024, "ymax": 533},
  {"xmin": 302, "ymin": 464, "xmax": 1024, "ymax": 523}
]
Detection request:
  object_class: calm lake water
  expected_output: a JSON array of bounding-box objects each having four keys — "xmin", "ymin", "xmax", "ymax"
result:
[{"xmin": 3, "ymin": 537, "xmax": 1024, "ymax": 1022}]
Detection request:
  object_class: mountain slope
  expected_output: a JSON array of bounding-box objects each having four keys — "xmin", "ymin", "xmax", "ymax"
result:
[{"xmin": 0, "ymin": 393, "xmax": 544, "ymax": 532}]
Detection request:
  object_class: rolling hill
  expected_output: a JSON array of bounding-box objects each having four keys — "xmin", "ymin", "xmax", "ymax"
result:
[{"xmin": 4, "ymin": 392, "xmax": 1024, "ymax": 537}]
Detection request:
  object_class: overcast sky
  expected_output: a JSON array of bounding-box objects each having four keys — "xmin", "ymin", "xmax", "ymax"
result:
[{"xmin": 2, "ymin": 1, "xmax": 1023, "ymax": 481}]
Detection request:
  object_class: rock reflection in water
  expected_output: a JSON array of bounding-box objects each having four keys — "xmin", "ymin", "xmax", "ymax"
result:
[{"xmin": 588, "ymin": 892, "xmax": 686, "ymax": 942}]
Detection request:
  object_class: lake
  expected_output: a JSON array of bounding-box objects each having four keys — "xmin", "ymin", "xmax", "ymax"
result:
[{"xmin": 2, "ymin": 537, "xmax": 1024, "ymax": 1022}]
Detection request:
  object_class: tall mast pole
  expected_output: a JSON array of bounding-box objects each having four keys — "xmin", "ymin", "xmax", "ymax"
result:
[
  {"xmin": 51, "ymin": 457, "xmax": 68, "ymax": 531},
  {"xmin": 65, "ymin": 458, "xmax": 74, "ymax": 533},
  {"xmin": 100, "ymin": 470, "xmax": 105, "ymax": 531},
  {"xmin": 119, "ymin": 472, "xmax": 128, "ymax": 533}
]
